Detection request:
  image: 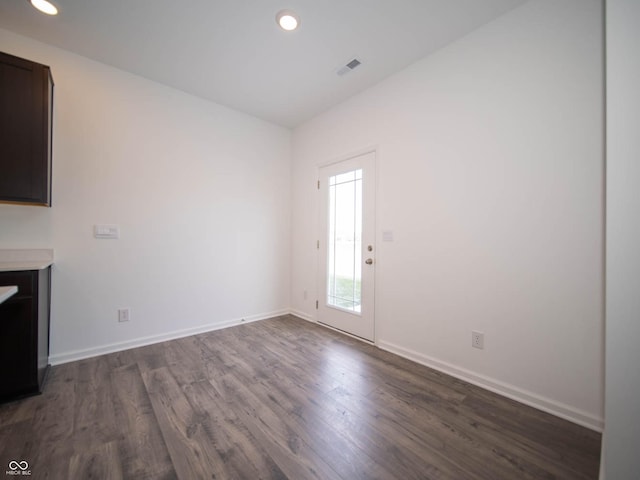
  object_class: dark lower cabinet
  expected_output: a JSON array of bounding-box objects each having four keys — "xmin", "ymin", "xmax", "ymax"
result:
[{"xmin": 0, "ymin": 268, "xmax": 51, "ymax": 401}]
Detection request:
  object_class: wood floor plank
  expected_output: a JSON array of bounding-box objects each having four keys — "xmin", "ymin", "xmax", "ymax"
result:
[
  {"xmin": 241, "ymin": 320, "xmax": 486, "ymax": 479},
  {"xmin": 68, "ymin": 440, "xmax": 124, "ymax": 480},
  {"xmin": 0, "ymin": 420, "xmax": 32, "ymax": 472},
  {"xmin": 201, "ymin": 320, "xmax": 375, "ymax": 396},
  {"xmin": 110, "ymin": 363, "xmax": 177, "ymax": 479},
  {"xmin": 16, "ymin": 362, "xmax": 79, "ymax": 479},
  {"xmin": 72, "ymin": 356, "xmax": 119, "ymax": 451},
  {"xmin": 0, "ymin": 397, "xmax": 37, "ymax": 428},
  {"xmin": 254, "ymin": 317, "xmax": 468, "ymax": 403},
  {"xmin": 184, "ymin": 379, "xmax": 288, "ymax": 479},
  {"xmin": 211, "ymin": 373, "xmax": 342, "ymax": 480},
  {"xmin": 237, "ymin": 351, "xmax": 469, "ymax": 480},
  {"xmin": 370, "ymin": 385, "xmax": 570, "ymax": 480},
  {"xmin": 133, "ymin": 342, "xmax": 171, "ymax": 374},
  {"xmin": 376, "ymin": 381, "xmax": 585, "ymax": 479},
  {"xmin": 216, "ymin": 361, "xmax": 398, "ymax": 479},
  {"xmin": 141, "ymin": 366, "xmax": 232, "ymax": 479},
  {"xmin": 460, "ymin": 393, "xmax": 601, "ymax": 477},
  {"xmin": 208, "ymin": 322, "xmax": 471, "ymax": 479}
]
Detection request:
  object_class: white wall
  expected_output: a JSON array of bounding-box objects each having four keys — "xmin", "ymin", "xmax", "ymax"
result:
[
  {"xmin": 604, "ymin": 0, "xmax": 640, "ymax": 476},
  {"xmin": 291, "ymin": 0, "xmax": 604, "ymax": 429},
  {"xmin": 0, "ymin": 29, "xmax": 291, "ymax": 362}
]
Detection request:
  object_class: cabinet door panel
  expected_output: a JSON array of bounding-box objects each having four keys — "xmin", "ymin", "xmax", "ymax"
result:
[
  {"xmin": 0, "ymin": 51, "xmax": 52, "ymax": 205},
  {"xmin": 0, "ymin": 299, "xmax": 36, "ymax": 398},
  {"xmin": 0, "ymin": 61, "xmax": 34, "ymax": 197}
]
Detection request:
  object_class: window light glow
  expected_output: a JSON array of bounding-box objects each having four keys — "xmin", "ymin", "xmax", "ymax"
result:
[
  {"xmin": 276, "ymin": 10, "xmax": 299, "ymax": 31},
  {"xmin": 30, "ymin": 0, "xmax": 58, "ymax": 15}
]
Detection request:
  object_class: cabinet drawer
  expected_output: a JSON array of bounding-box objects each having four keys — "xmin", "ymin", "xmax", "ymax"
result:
[{"xmin": 0, "ymin": 271, "xmax": 35, "ymax": 298}]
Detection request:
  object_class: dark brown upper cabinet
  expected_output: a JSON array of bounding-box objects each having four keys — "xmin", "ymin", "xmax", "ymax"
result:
[{"xmin": 0, "ymin": 51, "xmax": 54, "ymax": 206}]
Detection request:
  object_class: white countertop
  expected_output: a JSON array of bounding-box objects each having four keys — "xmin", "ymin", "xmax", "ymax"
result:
[
  {"xmin": 0, "ymin": 286, "xmax": 18, "ymax": 304},
  {"xmin": 0, "ymin": 260, "xmax": 54, "ymax": 272},
  {"xmin": 0, "ymin": 249, "xmax": 54, "ymax": 272}
]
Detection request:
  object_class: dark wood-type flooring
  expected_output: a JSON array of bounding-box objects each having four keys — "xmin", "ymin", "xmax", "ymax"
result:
[{"xmin": 0, "ymin": 315, "xmax": 601, "ymax": 479}]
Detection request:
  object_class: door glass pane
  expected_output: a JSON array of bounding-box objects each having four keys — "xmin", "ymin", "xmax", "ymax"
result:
[{"xmin": 327, "ymin": 168, "xmax": 363, "ymax": 313}]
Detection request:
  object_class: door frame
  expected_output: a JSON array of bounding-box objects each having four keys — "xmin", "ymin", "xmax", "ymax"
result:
[{"xmin": 316, "ymin": 146, "xmax": 378, "ymax": 344}]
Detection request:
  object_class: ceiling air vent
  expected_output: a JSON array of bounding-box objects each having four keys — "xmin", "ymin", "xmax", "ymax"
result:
[{"xmin": 336, "ymin": 58, "xmax": 362, "ymax": 76}]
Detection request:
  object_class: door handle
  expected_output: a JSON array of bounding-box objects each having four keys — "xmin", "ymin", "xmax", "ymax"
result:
[{"xmin": 365, "ymin": 258, "xmax": 373, "ymax": 265}]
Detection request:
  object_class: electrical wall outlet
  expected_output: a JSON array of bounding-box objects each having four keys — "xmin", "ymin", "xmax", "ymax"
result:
[
  {"xmin": 118, "ymin": 308, "xmax": 130, "ymax": 323},
  {"xmin": 472, "ymin": 331, "xmax": 484, "ymax": 349}
]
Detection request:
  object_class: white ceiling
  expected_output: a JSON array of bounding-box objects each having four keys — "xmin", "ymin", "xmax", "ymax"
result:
[{"xmin": 0, "ymin": 0, "xmax": 528, "ymax": 128}]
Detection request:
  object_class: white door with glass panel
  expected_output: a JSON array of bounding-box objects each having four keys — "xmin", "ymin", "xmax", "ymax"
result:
[{"xmin": 318, "ymin": 151, "xmax": 375, "ymax": 341}]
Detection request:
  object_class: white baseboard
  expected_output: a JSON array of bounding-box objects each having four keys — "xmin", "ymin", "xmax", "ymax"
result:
[
  {"xmin": 49, "ymin": 309, "xmax": 289, "ymax": 365},
  {"xmin": 377, "ymin": 340, "xmax": 604, "ymax": 432},
  {"xmin": 288, "ymin": 308, "xmax": 315, "ymax": 323}
]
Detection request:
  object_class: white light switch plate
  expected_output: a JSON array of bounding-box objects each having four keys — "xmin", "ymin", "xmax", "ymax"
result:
[{"xmin": 94, "ymin": 224, "xmax": 120, "ymax": 239}]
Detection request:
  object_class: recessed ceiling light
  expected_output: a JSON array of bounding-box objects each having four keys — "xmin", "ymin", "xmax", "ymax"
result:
[
  {"xmin": 276, "ymin": 10, "xmax": 300, "ymax": 31},
  {"xmin": 30, "ymin": 0, "xmax": 58, "ymax": 15}
]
